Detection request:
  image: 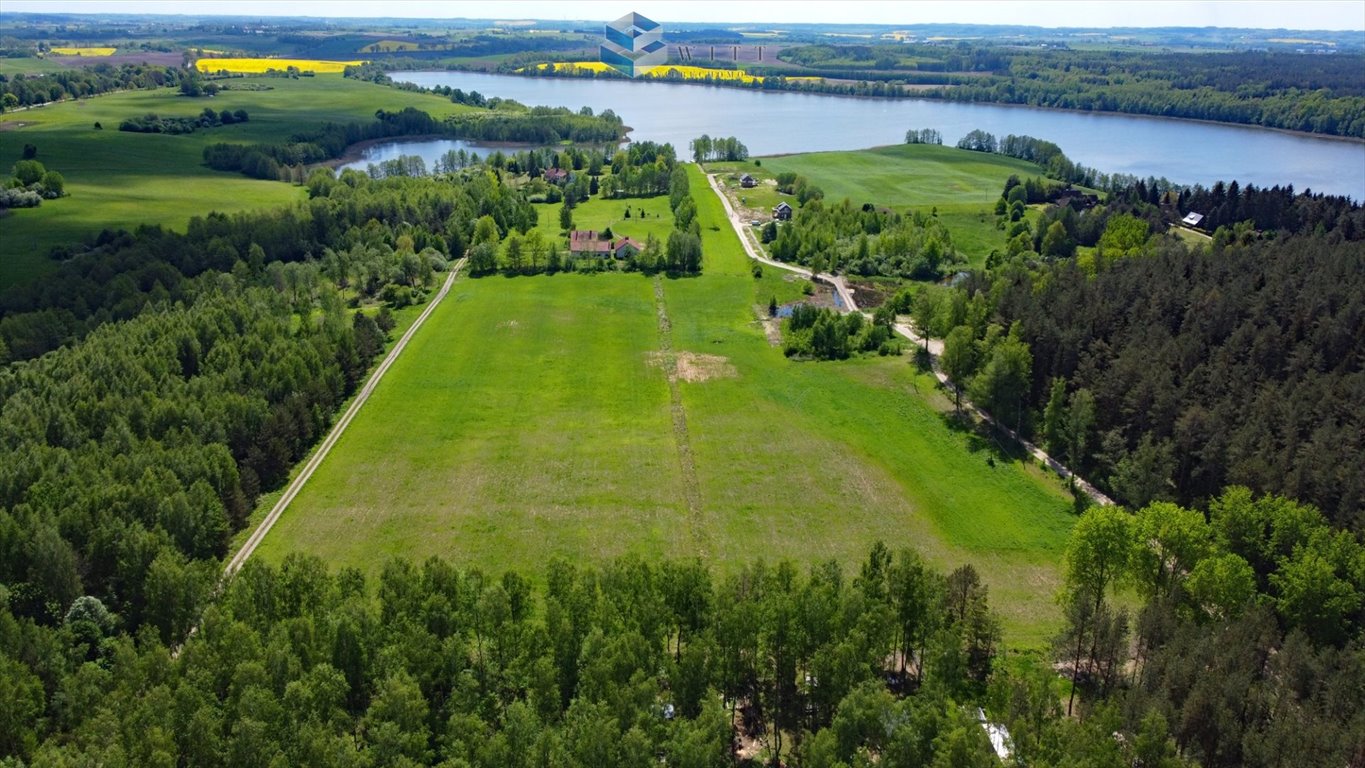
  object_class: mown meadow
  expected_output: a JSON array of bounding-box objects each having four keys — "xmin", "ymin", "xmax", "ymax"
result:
[
  {"xmin": 259, "ymin": 166, "xmax": 1076, "ymax": 645},
  {"xmin": 714, "ymin": 144, "xmax": 1048, "ymax": 268}
]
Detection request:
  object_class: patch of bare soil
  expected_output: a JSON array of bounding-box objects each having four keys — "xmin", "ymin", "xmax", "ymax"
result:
[
  {"xmin": 647, "ymin": 351, "xmax": 737, "ymax": 383},
  {"xmin": 675, "ymin": 351, "xmax": 736, "ymax": 383},
  {"xmin": 754, "ymin": 306, "xmax": 783, "ymax": 346},
  {"xmin": 52, "ymin": 52, "xmax": 183, "ymax": 68},
  {"xmin": 847, "ymin": 280, "xmax": 899, "ymax": 309},
  {"xmin": 495, "ymin": 319, "xmax": 520, "ymax": 330},
  {"xmin": 0, "ymin": 121, "xmax": 32, "ymax": 131}
]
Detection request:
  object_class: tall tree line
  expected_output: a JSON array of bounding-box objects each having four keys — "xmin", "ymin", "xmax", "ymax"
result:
[
  {"xmin": 1, "ymin": 543, "xmax": 1017, "ymax": 766},
  {"xmin": 937, "ymin": 233, "xmax": 1364, "ymax": 528},
  {"xmin": 1038, "ymin": 490, "xmax": 1365, "ymax": 768}
]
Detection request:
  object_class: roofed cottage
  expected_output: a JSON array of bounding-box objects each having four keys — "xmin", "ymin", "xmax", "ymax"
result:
[
  {"xmin": 773, "ymin": 201, "xmax": 793, "ymax": 220},
  {"xmin": 1181, "ymin": 212, "xmax": 1205, "ymax": 228},
  {"xmin": 614, "ymin": 238, "xmax": 644, "ymax": 259},
  {"xmin": 740, "ymin": 173, "xmax": 757, "ymax": 188},
  {"xmin": 569, "ymin": 230, "xmax": 643, "ymax": 259},
  {"xmin": 569, "ymin": 230, "xmax": 613, "ymax": 256},
  {"xmin": 544, "ymin": 167, "xmax": 569, "ymax": 184}
]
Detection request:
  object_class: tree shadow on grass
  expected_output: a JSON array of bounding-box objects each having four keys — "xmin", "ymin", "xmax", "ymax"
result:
[{"xmin": 939, "ymin": 408, "xmax": 1031, "ymax": 467}]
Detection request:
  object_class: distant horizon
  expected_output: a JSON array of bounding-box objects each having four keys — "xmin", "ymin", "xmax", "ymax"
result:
[{"xmin": 3, "ymin": 0, "xmax": 1364, "ymax": 33}]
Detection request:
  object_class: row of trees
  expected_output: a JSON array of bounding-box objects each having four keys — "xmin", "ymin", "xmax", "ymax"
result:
[
  {"xmin": 934, "ymin": 48, "xmax": 1365, "ymax": 138},
  {"xmin": 903, "ymin": 128, "xmax": 943, "ymax": 145},
  {"xmin": 204, "ymin": 105, "xmax": 627, "ymax": 181},
  {"xmin": 0, "ymin": 62, "xmax": 194, "ymax": 110},
  {"xmin": 118, "ymin": 107, "xmax": 248, "ymax": 134},
  {"xmin": 689, "ymin": 134, "xmax": 750, "ymax": 163},
  {"xmin": 0, "ymin": 167, "xmax": 531, "ymax": 361},
  {"xmin": 5, "ymin": 488, "xmax": 1352, "ymax": 766}
]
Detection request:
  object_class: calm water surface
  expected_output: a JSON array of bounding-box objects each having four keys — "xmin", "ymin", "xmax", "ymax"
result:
[{"xmin": 369, "ymin": 71, "xmax": 1365, "ymax": 200}]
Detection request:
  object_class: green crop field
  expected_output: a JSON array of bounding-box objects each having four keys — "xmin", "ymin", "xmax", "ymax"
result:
[
  {"xmin": 0, "ymin": 74, "xmax": 479, "ymax": 289},
  {"xmin": 719, "ymin": 145, "xmax": 1048, "ymax": 268},
  {"xmin": 256, "ymin": 165, "xmax": 1076, "ymax": 645}
]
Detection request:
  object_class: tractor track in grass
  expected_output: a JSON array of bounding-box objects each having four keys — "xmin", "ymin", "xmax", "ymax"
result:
[{"xmin": 652, "ymin": 276, "xmax": 708, "ymax": 557}]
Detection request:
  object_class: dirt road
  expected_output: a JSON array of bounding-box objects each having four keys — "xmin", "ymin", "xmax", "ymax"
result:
[
  {"xmin": 705, "ymin": 173, "xmax": 859, "ymax": 310},
  {"xmin": 223, "ymin": 258, "xmax": 468, "ymax": 576},
  {"xmin": 705, "ymin": 172, "xmax": 1111, "ymax": 506}
]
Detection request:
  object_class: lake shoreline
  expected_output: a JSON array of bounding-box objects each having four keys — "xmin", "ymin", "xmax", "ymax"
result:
[
  {"xmin": 375, "ymin": 71, "xmax": 1364, "ymax": 199},
  {"xmin": 434, "ymin": 68, "xmax": 1365, "ymax": 147}
]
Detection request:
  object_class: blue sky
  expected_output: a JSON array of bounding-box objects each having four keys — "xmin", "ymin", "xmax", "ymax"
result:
[{"xmin": 4, "ymin": 0, "xmax": 1364, "ymax": 31}]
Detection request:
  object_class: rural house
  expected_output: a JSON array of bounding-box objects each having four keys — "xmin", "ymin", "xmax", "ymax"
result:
[
  {"xmin": 614, "ymin": 237, "xmax": 644, "ymax": 259},
  {"xmin": 1181, "ymin": 211, "xmax": 1205, "ymax": 228},
  {"xmin": 740, "ymin": 173, "xmax": 757, "ymax": 188},
  {"xmin": 569, "ymin": 230, "xmax": 613, "ymax": 256},
  {"xmin": 544, "ymin": 167, "xmax": 569, "ymax": 184},
  {"xmin": 773, "ymin": 201, "xmax": 793, "ymax": 220},
  {"xmin": 569, "ymin": 230, "xmax": 642, "ymax": 259}
]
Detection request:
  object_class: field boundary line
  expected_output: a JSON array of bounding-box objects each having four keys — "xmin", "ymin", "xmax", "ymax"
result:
[
  {"xmin": 223, "ymin": 257, "xmax": 467, "ymax": 576},
  {"xmin": 652, "ymin": 276, "xmax": 708, "ymax": 558}
]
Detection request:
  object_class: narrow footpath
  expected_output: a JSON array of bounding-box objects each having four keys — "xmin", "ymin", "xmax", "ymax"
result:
[
  {"xmin": 224, "ymin": 257, "xmax": 469, "ymax": 576},
  {"xmin": 705, "ymin": 173, "xmax": 1113, "ymax": 507}
]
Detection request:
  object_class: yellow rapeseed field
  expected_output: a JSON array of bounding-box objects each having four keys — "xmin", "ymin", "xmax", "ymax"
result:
[
  {"xmin": 532, "ymin": 61, "xmax": 766, "ymax": 83},
  {"xmin": 50, "ymin": 47, "xmax": 117, "ymax": 56},
  {"xmin": 529, "ymin": 62, "xmax": 823, "ymax": 85},
  {"xmin": 195, "ymin": 58, "xmax": 365, "ymax": 74}
]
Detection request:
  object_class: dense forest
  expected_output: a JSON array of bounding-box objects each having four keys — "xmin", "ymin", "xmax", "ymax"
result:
[
  {"xmin": 769, "ymin": 44, "xmax": 1365, "ymax": 139},
  {"xmin": 0, "ymin": 170, "xmax": 534, "ymax": 363},
  {"xmin": 0, "ymin": 542, "xmax": 1010, "ymax": 766},
  {"xmin": 935, "ymin": 48, "xmax": 1365, "ymax": 139},
  {"xmin": 1042, "ymin": 490, "xmax": 1365, "ymax": 768},
  {"xmin": 930, "ymin": 231, "xmax": 1364, "ymax": 529},
  {"xmin": 4, "ymin": 490, "xmax": 1360, "ymax": 767},
  {"xmin": 0, "ymin": 170, "xmax": 549, "ymax": 649}
]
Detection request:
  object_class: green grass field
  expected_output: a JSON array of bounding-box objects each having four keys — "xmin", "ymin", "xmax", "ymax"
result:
[
  {"xmin": 0, "ymin": 56, "xmax": 72, "ymax": 76},
  {"xmin": 0, "ymin": 74, "xmax": 478, "ymax": 289},
  {"xmin": 715, "ymin": 145, "xmax": 1047, "ymax": 269},
  {"xmin": 530, "ymin": 193, "xmax": 678, "ymax": 249},
  {"xmin": 257, "ymin": 165, "xmax": 1076, "ymax": 645}
]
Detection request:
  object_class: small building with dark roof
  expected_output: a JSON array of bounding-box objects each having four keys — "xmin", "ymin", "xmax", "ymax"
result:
[
  {"xmin": 740, "ymin": 174, "xmax": 757, "ymax": 188},
  {"xmin": 773, "ymin": 201, "xmax": 793, "ymax": 220}
]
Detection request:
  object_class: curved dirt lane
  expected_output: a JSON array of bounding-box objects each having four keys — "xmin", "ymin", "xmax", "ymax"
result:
[{"xmin": 705, "ymin": 172, "xmax": 1111, "ymax": 506}]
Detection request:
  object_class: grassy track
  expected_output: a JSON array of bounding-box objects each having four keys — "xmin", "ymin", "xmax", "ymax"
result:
[
  {"xmin": 0, "ymin": 74, "xmax": 477, "ymax": 289},
  {"xmin": 259, "ymin": 165, "xmax": 1076, "ymax": 645},
  {"xmin": 715, "ymin": 145, "xmax": 1046, "ymax": 268}
]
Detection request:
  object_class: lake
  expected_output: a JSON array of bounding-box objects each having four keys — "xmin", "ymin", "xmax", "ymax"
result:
[{"xmin": 358, "ymin": 71, "xmax": 1365, "ymax": 201}]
